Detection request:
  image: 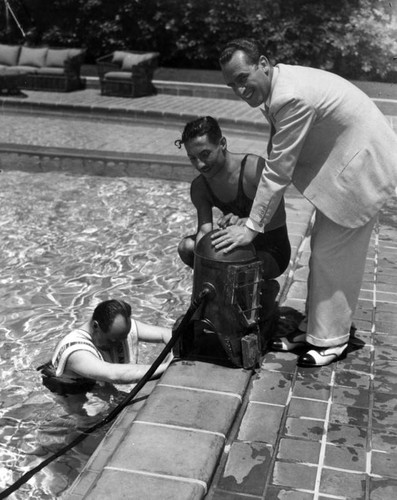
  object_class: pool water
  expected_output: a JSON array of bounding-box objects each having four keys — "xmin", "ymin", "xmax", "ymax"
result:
[{"xmin": 0, "ymin": 170, "xmax": 195, "ymax": 499}]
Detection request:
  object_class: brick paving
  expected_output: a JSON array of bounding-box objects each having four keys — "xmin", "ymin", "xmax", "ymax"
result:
[
  {"xmin": 0, "ymin": 88, "xmax": 268, "ymax": 183},
  {"xmin": 1, "ymin": 85, "xmax": 396, "ymax": 500},
  {"xmin": 0, "ymin": 104, "xmax": 267, "ymax": 158},
  {"xmin": 206, "ymin": 196, "xmax": 397, "ymax": 500},
  {"xmin": 0, "ymin": 87, "xmax": 266, "ymax": 133}
]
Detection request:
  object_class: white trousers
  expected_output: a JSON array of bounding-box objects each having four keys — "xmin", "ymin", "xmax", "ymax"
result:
[{"xmin": 303, "ymin": 211, "xmax": 377, "ymax": 347}]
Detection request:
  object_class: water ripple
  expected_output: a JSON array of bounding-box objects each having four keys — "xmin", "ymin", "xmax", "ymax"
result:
[{"xmin": 0, "ymin": 170, "xmax": 195, "ymax": 498}]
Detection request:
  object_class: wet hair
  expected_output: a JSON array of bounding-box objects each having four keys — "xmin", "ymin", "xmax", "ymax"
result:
[
  {"xmin": 219, "ymin": 37, "xmax": 265, "ymax": 66},
  {"xmin": 92, "ymin": 299, "xmax": 131, "ymax": 332},
  {"xmin": 175, "ymin": 116, "xmax": 222, "ymax": 149}
]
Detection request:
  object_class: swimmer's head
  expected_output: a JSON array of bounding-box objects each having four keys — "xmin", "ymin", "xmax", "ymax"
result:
[
  {"xmin": 92, "ymin": 299, "xmax": 132, "ymax": 348},
  {"xmin": 175, "ymin": 116, "xmax": 227, "ymax": 178}
]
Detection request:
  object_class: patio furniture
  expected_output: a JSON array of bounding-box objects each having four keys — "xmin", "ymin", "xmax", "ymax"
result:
[
  {"xmin": 96, "ymin": 50, "xmax": 159, "ymax": 97},
  {"xmin": 0, "ymin": 68, "xmax": 25, "ymax": 95},
  {"xmin": 0, "ymin": 44, "xmax": 86, "ymax": 92}
]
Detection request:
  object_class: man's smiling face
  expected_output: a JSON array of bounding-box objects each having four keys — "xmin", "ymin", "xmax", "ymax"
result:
[{"xmin": 221, "ymin": 50, "xmax": 272, "ymax": 108}]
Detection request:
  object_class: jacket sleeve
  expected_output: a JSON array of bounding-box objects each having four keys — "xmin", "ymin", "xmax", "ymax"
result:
[{"xmin": 247, "ymin": 97, "xmax": 317, "ymax": 232}]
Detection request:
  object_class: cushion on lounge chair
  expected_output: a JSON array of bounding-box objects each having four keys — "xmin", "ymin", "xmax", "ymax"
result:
[
  {"xmin": 68, "ymin": 48, "xmax": 83, "ymax": 59},
  {"xmin": 104, "ymin": 71, "xmax": 133, "ymax": 81},
  {"xmin": 9, "ymin": 65, "xmax": 39, "ymax": 73},
  {"xmin": 36, "ymin": 67, "xmax": 65, "ymax": 75},
  {"xmin": 46, "ymin": 49, "xmax": 70, "ymax": 67},
  {"xmin": 0, "ymin": 44, "xmax": 21, "ymax": 66},
  {"xmin": 19, "ymin": 47, "xmax": 48, "ymax": 67},
  {"xmin": 121, "ymin": 53, "xmax": 157, "ymax": 71},
  {"xmin": 112, "ymin": 51, "xmax": 128, "ymax": 64}
]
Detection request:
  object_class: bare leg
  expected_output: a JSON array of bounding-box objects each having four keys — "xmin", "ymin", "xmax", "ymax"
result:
[{"xmin": 178, "ymin": 235, "xmax": 196, "ymax": 268}]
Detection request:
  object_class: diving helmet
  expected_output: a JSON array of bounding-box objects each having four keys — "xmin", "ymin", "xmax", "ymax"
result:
[{"xmin": 174, "ymin": 230, "xmax": 279, "ymax": 369}]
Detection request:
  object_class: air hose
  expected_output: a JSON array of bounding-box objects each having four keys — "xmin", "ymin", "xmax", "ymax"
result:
[{"xmin": 0, "ymin": 284, "xmax": 215, "ymax": 499}]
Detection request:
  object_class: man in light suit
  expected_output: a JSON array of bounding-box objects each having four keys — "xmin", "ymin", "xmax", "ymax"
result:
[{"xmin": 212, "ymin": 37, "xmax": 397, "ymax": 367}]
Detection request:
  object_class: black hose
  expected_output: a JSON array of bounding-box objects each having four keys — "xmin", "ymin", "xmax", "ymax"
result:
[{"xmin": 0, "ymin": 285, "xmax": 214, "ymax": 499}]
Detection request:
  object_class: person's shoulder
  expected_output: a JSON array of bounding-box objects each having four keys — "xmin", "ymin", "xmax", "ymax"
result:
[
  {"xmin": 243, "ymin": 152, "xmax": 264, "ymax": 164},
  {"xmin": 52, "ymin": 324, "xmax": 93, "ymax": 361},
  {"xmin": 65, "ymin": 324, "xmax": 92, "ymax": 343},
  {"xmin": 53, "ymin": 328, "xmax": 81, "ymax": 348},
  {"xmin": 191, "ymin": 174, "xmax": 210, "ymax": 200},
  {"xmin": 275, "ymin": 64, "xmax": 351, "ymax": 98},
  {"xmin": 270, "ymin": 67, "xmax": 321, "ymax": 117},
  {"xmin": 273, "ymin": 64, "xmax": 311, "ymax": 91},
  {"xmin": 51, "ymin": 325, "xmax": 100, "ymax": 377},
  {"xmin": 191, "ymin": 174, "xmax": 205, "ymax": 189},
  {"xmin": 276, "ymin": 63, "xmax": 328, "ymax": 79},
  {"xmin": 243, "ymin": 153, "xmax": 265, "ymax": 176}
]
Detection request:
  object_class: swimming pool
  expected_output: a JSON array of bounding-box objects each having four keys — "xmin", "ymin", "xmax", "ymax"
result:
[{"xmin": 0, "ymin": 169, "xmax": 195, "ymax": 498}]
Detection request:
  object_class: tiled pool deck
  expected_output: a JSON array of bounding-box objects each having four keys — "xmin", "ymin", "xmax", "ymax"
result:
[{"xmin": 1, "ymin": 81, "xmax": 396, "ymax": 500}]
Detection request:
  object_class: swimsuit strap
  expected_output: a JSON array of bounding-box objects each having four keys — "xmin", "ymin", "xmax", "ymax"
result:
[{"xmin": 237, "ymin": 154, "xmax": 249, "ymax": 198}]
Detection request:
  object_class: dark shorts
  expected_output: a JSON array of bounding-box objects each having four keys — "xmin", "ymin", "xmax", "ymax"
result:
[{"xmin": 254, "ymin": 224, "xmax": 291, "ymax": 276}]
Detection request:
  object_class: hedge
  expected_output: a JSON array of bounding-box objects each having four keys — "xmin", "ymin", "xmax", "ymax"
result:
[{"xmin": 2, "ymin": 0, "xmax": 397, "ymax": 80}]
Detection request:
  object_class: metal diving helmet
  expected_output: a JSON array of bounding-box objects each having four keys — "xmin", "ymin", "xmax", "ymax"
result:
[{"xmin": 173, "ymin": 230, "xmax": 279, "ymax": 369}]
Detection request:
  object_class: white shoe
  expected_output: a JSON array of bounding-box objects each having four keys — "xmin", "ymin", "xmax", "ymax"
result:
[
  {"xmin": 297, "ymin": 343, "xmax": 348, "ymax": 367},
  {"xmin": 270, "ymin": 330, "xmax": 307, "ymax": 352}
]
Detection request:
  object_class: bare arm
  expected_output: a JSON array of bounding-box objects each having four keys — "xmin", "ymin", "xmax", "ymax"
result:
[
  {"xmin": 135, "ymin": 320, "xmax": 172, "ymax": 343},
  {"xmin": 191, "ymin": 177, "xmax": 214, "ymax": 243},
  {"xmin": 216, "ymin": 155, "xmax": 264, "ymax": 229},
  {"xmin": 66, "ymin": 350, "xmax": 173, "ymax": 384}
]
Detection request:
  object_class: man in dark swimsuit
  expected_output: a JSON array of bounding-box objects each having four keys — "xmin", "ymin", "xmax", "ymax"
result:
[{"xmin": 175, "ymin": 116, "xmax": 291, "ymax": 279}]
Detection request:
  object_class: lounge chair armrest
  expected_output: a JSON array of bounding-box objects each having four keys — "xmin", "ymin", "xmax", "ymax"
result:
[
  {"xmin": 130, "ymin": 53, "xmax": 159, "ymax": 78},
  {"xmin": 97, "ymin": 62, "xmax": 119, "ymax": 80},
  {"xmin": 64, "ymin": 49, "xmax": 86, "ymax": 76},
  {"xmin": 96, "ymin": 53, "xmax": 114, "ymax": 64},
  {"xmin": 96, "ymin": 53, "xmax": 120, "ymax": 80}
]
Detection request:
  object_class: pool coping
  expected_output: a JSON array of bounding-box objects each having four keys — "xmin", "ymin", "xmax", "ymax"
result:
[
  {"xmin": 0, "ymin": 143, "xmax": 194, "ymax": 182},
  {"xmin": 0, "ymin": 91, "xmax": 269, "ymax": 137}
]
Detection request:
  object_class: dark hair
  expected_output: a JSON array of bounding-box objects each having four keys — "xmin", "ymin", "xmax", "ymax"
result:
[
  {"xmin": 219, "ymin": 37, "xmax": 265, "ymax": 66},
  {"xmin": 174, "ymin": 116, "xmax": 222, "ymax": 149},
  {"xmin": 92, "ymin": 299, "xmax": 131, "ymax": 332}
]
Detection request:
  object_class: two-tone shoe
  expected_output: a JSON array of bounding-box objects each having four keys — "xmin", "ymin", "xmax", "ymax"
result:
[
  {"xmin": 270, "ymin": 330, "xmax": 307, "ymax": 352},
  {"xmin": 297, "ymin": 343, "xmax": 348, "ymax": 367}
]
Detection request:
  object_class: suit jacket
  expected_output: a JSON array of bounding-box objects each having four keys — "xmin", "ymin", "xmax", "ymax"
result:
[{"xmin": 249, "ymin": 64, "xmax": 397, "ymax": 230}]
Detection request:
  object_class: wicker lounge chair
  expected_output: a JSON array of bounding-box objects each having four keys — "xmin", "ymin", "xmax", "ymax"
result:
[{"xmin": 96, "ymin": 50, "xmax": 159, "ymax": 97}]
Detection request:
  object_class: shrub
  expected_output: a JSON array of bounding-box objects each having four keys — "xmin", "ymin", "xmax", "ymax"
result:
[{"xmin": 1, "ymin": 0, "xmax": 396, "ymax": 80}]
